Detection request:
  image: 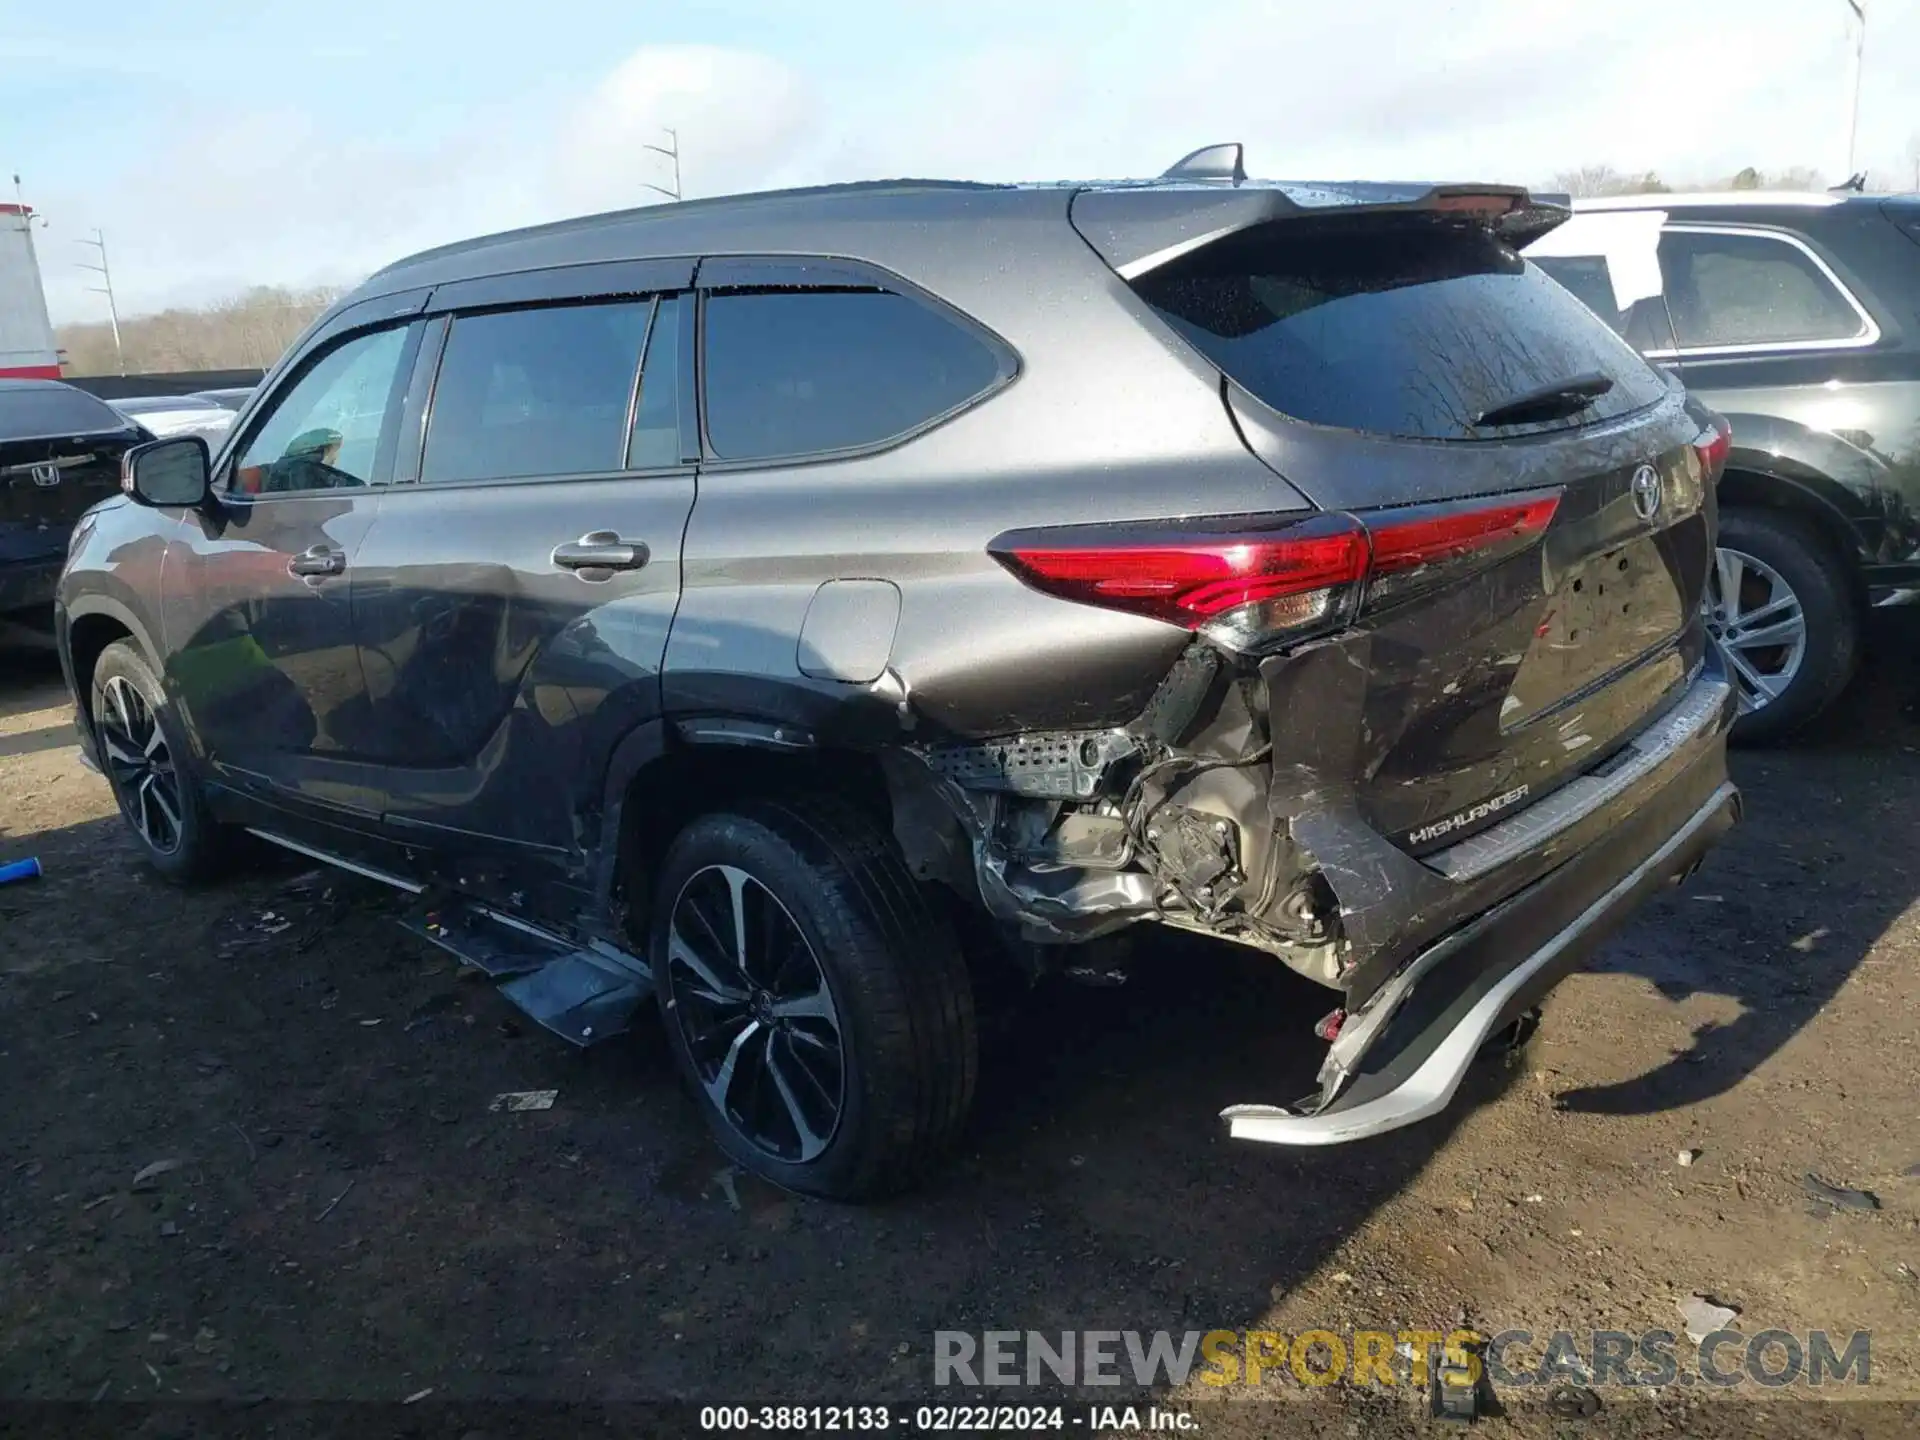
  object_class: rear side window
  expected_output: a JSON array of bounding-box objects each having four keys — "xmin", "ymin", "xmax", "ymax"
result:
[
  {"xmin": 422, "ymin": 300, "xmax": 649, "ymax": 483},
  {"xmin": 0, "ymin": 384, "xmax": 127, "ymax": 439},
  {"xmin": 1131, "ymin": 222, "xmax": 1669, "ymax": 440},
  {"xmin": 1658, "ymin": 230, "xmax": 1868, "ymax": 349},
  {"xmin": 701, "ymin": 288, "xmax": 1004, "ymax": 461}
]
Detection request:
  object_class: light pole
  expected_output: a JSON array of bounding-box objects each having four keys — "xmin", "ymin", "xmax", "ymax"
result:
[
  {"xmin": 75, "ymin": 229, "xmax": 125, "ymax": 376},
  {"xmin": 641, "ymin": 128, "xmax": 682, "ymax": 202},
  {"xmin": 1844, "ymin": 0, "xmax": 1866, "ymax": 180}
]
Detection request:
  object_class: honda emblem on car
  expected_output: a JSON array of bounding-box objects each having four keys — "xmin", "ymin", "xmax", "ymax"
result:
[
  {"xmin": 1630, "ymin": 463, "xmax": 1662, "ymax": 522},
  {"xmin": 31, "ymin": 462, "xmax": 60, "ymax": 488}
]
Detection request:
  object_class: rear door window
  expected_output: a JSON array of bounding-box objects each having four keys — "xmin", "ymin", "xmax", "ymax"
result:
[
  {"xmin": 700, "ymin": 287, "xmax": 1005, "ymax": 461},
  {"xmin": 1658, "ymin": 228, "xmax": 1871, "ymax": 350},
  {"xmin": 1130, "ymin": 220, "xmax": 1670, "ymax": 440},
  {"xmin": 421, "ymin": 300, "xmax": 650, "ymax": 484}
]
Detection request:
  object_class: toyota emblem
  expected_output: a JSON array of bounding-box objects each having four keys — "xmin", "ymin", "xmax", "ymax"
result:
[{"xmin": 1630, "ymin": 463, "xmax": 1662, "ymax": 522}]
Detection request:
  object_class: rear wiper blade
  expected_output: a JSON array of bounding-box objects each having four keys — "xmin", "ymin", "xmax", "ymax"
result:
[{"xmin": 1472, "ymin": 371, "xmax": 1614, "ymax": 429}]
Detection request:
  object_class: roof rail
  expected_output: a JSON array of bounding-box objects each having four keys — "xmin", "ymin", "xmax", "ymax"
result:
[{"xmin": 1161, "ymin": 143, "xmax": 1246, "ymax": 186}]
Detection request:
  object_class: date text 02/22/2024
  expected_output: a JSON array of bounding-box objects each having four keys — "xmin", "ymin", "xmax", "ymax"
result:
[{"xmin": 697, "ymin": 1404, "xmax": 1198, "ymax": 1432}]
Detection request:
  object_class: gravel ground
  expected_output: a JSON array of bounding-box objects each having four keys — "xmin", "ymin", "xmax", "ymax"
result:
[{"xmin": 3, "ymin": 631, "xmax": 1919, "ymax": 1438}]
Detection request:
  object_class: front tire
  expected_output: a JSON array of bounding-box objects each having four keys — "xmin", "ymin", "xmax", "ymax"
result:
[
  {"xmin": 648, "ymin": 797, "xmax": 976, "ymax": 1200},
  {"xmin": 91, "ymin": 640, "xmax": 228, "ymax": 883},
  {"xmin": 1710, "ymin": 508, "xmax": 1858, "ymax": 745}
]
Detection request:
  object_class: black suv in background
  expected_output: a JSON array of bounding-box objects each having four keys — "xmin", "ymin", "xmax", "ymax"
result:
[
  {"xmin": 1, "ymin": 379, "xmax": 147, "ymax": 627},
  {"xmin": 56, "ymin": 150, "xmax": 1738, "ymax": 1196},
  {"xmin": 1529, "ymin": 192, "xmax": 1920, "ymax": 741}
]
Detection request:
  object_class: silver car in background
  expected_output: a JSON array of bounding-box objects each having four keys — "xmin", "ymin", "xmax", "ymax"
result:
[{"xmin": 106, "ymin": 394, "xmax": 235, "ymax": 446}]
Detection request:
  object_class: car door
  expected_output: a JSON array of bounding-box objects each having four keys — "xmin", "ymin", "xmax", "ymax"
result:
[
  {"xmin": 348, "ymin": 260, "xmax": 697, "ymax": 880},
  {"xmin": 161, "ymin": 294, "xmax": 425, "ymax": 820},
  {"xmin": 1648, "ymin": 224, "xmax": 1888, "ymax": 472}
]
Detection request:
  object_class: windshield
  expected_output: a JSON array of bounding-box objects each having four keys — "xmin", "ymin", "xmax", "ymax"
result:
[{"xmin": 1131, "ymin": 219, "xmax": 1670, "ymax": 440}]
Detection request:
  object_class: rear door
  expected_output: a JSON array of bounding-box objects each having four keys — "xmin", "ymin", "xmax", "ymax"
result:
[
  {"xmin": 0, "ymin": 384, "xmax": 139, "ymax": 607},
  {"xmin": 349, "ymin": 260, "xmax": 696, "ymax": 868}
]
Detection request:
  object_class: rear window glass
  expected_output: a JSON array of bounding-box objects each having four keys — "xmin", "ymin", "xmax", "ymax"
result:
[
  {"xmin": 1131, "ymin": 222, "xmax": 1669, "ymax": 440},
  {"xmin": 0, "ymin": 384, "xmax": 127, "ymax": 439},
  {"xmin": 702, "ymin": 288, "xmax": 1004, "ymax": 461}
]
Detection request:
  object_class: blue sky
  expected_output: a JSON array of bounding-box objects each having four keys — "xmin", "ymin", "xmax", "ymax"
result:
[{"xmin": 6, "ymin": 0, "xmax": 1914, "ymax": 322}]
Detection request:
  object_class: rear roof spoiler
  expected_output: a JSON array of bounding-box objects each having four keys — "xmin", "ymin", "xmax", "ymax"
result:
[{"xmin": 1072, "ymin": 169, "xmax": 1572, "ymax": 281}]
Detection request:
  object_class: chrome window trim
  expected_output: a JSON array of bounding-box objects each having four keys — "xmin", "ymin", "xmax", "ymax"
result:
[{"xmin": 1645, "ymin": 223, "xmax": 1880, "ymax": 360}]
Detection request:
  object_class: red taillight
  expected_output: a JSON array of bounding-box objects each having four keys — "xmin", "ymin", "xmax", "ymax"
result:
[
  {"xmin": 1694, "ymin": 421, "xmax": 1731, "ymax": 486},
  {"xmin": 1368, "ymin": 496, "xmax": 1560, "ymax": 576},
  {"xmin": 996, "ymin": 519, "xmax": 1366, "ymax": 628},
  {"xmin": 991, "ymin": 493, "xmax": 1559, "ymax": 654}
]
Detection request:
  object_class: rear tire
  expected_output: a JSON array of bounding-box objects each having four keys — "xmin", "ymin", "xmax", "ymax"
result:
[
  {"xmin": 91, "ymin": 640, "xmax": 230, "ymax": 884},
  {"xmin": 648, "ymin": 796, "xmax": 977, "ymax": 1200},
  {"xmin": 1712, "ymin": 507, "xmax": 1857, "ymax": 746}
]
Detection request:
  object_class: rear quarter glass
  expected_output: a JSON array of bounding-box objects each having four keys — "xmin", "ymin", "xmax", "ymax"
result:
[{"xmin": 1130, "ymin": 218, "xmax": 1669, "ymax": 440}]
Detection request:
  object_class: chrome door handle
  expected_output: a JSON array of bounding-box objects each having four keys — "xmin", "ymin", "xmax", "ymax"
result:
[
  {"xmin": 551, "ymin": 530, "xmax": 650, "ymax": 572},
  {"xmin": 288, "ymin": 545, "xmax": 346, "ymax": 577}
]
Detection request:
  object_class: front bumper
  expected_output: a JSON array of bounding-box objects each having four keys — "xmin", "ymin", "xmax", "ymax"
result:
[{"xmin": 1226, "ymin": 654, "xmax": 1738, "ymax": 1146}]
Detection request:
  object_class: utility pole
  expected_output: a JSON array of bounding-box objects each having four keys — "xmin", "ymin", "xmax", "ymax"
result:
[
  {"xmin": 641, "ymin": 128, "xmax": 682, "ymax": 202},
  {"xmin": 1844, "ymin": 0, "xmax": 1867, "ymax": 180},
  {"xmin": 75, "ymin": 229, "xmax": 125, "ymax": 376}
]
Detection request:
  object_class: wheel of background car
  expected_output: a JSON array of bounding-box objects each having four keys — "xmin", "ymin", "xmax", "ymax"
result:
[
  {"xmin": 90, "ymin": 640, "xmax": 230, "ymax": 883},
  {"xmin": 647, "ymin": 796, "xmax": 976, "ymax": 1200},
  {"xmin": 1709, "ymin": 507, "xmax": 1858, "ymax": 746}
]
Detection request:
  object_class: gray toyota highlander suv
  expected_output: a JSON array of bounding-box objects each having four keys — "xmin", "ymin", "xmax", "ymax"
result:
[{"xmin": 56, "ymin": 145, "xmax": 1739, "ymax": 1197}]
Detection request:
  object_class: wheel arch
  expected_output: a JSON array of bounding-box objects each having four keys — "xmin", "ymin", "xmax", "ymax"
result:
[
  {"xmin": 594, "ymin": 718, "xmax": 897, "ymax": 946},
  {"xmin": 63, "ymin": 597, "xmax": 161, "ymax": 726},
  {"xmin": 1716, "ymin": 465, "xmax": 1868, "ymax": 607}
]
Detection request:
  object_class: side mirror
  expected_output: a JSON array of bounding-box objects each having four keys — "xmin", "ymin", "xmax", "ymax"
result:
[{"xmin": 123, "ymin": 436, "xmax": 211, "ymax": 508}]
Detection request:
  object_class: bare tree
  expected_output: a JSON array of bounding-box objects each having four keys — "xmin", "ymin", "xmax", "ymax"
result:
[
  {"xmin": 1725, "ymin": 165, "xmax": 1824, "ymax": 191},
  {"xmin": 1552, "ymin": 165, "xmax": 1671, "ymax": 198},
  {"xmin": 56, "ymin": 284, "xmax": 344, "ymax": 377}
]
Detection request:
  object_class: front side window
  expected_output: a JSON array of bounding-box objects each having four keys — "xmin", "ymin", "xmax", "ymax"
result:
[
  {"xmin": 701, "ymin": 288, "xmax": 1005, "ymax": 462},
  {"xmin": 421, "ymin": 300, "xmax": 650, "ymax": 484},
  {"xmin": 1659, "ymin": 230, "xmax": 1869, "ymax": 349},
  {"xmin": 233, "ymin": 325, "xmax": 412, "ymax": 494}
]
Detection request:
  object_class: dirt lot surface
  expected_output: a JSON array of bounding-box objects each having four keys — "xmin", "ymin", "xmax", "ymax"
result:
[{"xmin": 4, "ymin": 633, "xmax": 1920, "ymax": 1438}]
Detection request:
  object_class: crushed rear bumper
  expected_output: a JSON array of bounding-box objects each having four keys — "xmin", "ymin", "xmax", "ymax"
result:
[{"xmin": 1226, "ymin": 651, "xmax": 1738, "ymax": 1146}]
